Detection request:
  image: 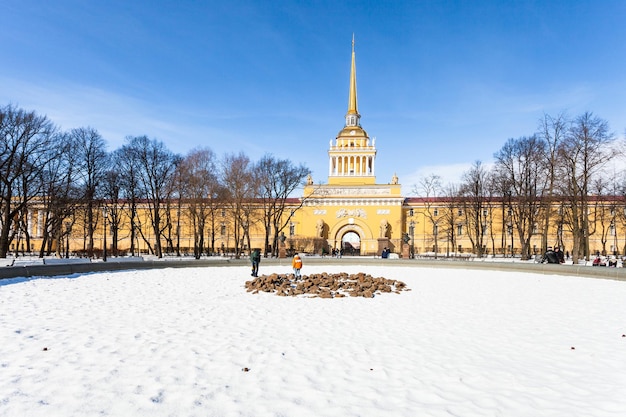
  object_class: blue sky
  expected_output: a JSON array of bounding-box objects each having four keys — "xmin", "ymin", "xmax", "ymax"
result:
[{"xmin": 2, "ymin": 0, "xmax": 625, "ymax": 190}]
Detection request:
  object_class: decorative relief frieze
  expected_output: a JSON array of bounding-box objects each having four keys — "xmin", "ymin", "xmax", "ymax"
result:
[
  {"xmin": 376, "ymin": 209, "xmax": 390, "ymax": 215},
  {"xmin": 336, "ymin": 208, "xmax": 367, "ymax": 218},
  {"xmin": 313, "ymin": 209, "xmax": 327, "ymax": 215}
]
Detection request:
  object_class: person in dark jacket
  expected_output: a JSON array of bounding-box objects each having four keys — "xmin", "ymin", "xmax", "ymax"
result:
[
  {"xmin": 542, "ymin": 247, "xmax": 559, "ymax": 264},
  {"xmin": 250, "ymin": 248, "xmax": 261, "ymax": 277},
  {"xmin": 554, "ymin": 246, "xmax": 565, "ymax": 264}
]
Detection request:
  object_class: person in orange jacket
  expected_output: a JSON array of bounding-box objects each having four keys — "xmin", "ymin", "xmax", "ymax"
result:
[{"xmin": 292, "ymin": 254, "xmax": 303, "ymax": 279}]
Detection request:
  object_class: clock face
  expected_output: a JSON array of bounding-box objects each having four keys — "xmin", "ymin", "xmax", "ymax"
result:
[{"xmin": 350, "ymin": 130, "xmax": 356, "ymax": 135}]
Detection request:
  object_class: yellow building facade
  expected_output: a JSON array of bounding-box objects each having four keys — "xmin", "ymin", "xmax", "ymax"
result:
[{"xmin": 11, "ymin": 39, "xmax": 626, "ymax": 260}]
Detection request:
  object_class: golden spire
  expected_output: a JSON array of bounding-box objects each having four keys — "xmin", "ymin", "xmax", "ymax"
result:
[{"xmin": 347, "ymin": 34, "xmax": 358, "ymax": 116}]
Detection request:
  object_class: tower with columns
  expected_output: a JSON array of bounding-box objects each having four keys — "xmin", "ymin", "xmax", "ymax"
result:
[
  {"xmin": 302, "ymin": 36, "xmax": 404, "ymax": 256},
  {"xmin": 327, "ymin": 36, "xmax": 377, "ymax": 186}
]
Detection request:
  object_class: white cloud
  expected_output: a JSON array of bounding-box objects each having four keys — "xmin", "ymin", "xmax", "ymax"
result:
[{"xmin": 0, "ymin": 76, "xmax": 241, "ymax": 153}]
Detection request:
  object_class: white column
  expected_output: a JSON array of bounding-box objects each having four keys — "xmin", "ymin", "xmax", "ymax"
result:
[
  {"xmin": 37, "ymin": 211, "xmax": 43, "ymax": 237},
  {"xmin": 27, "ymin": 210, "xmax": 33, "ymax": 236}
]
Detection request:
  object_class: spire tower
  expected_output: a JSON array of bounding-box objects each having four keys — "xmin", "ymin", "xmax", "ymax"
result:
[
  {"xmin": 328, "ymin": 36, "xmax": 376, "ymax": 185},
  {"xmin": 346, "ymin": 34, "xmax": 359, "ymax": 125}
]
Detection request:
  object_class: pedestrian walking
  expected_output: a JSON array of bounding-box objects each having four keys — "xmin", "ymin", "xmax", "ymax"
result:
[{"xmin": 250, "ymin": 248, "xmax": 261, "ymax": 277}]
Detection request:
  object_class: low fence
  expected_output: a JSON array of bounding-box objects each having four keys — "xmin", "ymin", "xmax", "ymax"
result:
[{"xmin": 2, "ymin": 255, "xmax": 626, "ymax": 282}]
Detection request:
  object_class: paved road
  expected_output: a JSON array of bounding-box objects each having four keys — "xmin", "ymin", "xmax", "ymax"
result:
[{"xmin": 2, "ymin": 256, "xmax": 625, "ymax": 282}]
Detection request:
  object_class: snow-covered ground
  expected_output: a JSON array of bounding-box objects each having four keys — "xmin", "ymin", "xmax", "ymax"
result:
[{"xmin": 1, "ymin": 264, "xmax": 625, "ymax": 417}]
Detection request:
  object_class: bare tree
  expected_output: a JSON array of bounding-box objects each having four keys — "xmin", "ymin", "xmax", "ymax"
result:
[
  {"xmin": 589, "ymin": 173, "xmax": 623, "ymax": 256},
  {"xmin": 483, "ymin": 170, "xmax": 503, "ymax": 257},
  {"xmin": 537, "ymin": 112, "xmax": 568, "ymax": 253},
  {"xmin": 35, "ymin": 132, "xmax": 81, "ymax": 257},
  {"xmin": 71, "ymin": 127, "xmax": 109, "ymax": 257},
  {"xmin": 177, "ymin": 148, "xmax": 223, "ymax": 259},
  {"xmin": 459, "ymin": 161, "xmax": 490, "ymax": 257},
  {"xmin": 412, "ymin": 174, "xmax": 443, "ymax": 257},
  {"xmin": 256, "ymin": 154, "xmax": 311, "ymax": 257},
  {"xmin": 0, "ymin": 104, "xmax": 57, "ymax": 258},
  {"xmin": 220, "ymin": 152, "xmax": 257, "ymax": 259},
  {"xmin": 125, "ymin": 135, "xmax": 179, "ymax": 258},
  {"xmin": 493, "ymin": 135, "xmax": 550, "ymax": 259},
  {"xmin": 558, "ymin": 112, "xmax": 615, "ymax": 262},
  {"xmin": 111, "ymin": 145, "xmax": 142, "ymax": 256},
  {"xmin": 102, "ymin": 166, "xmax": 125, "ymax": 256},
  {"xmin": 439, "ymin": 183, "xmax": 462, "ymax": 257}
]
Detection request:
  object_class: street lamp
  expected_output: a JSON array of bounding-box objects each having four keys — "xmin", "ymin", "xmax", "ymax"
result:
[
  {"xmin": 508, "ymin": 223, "xmax": 514, "ymax": 257},
  {"xmin": 65, "ymin": 221, "xmax": 71, "ymax": 259},
  {"xmin": 433, "ymin": 223, "xmax": 438, "ymax": 260},
  {"xmin": 482, "ymin": 210, "xmax": 488, "ymax": 258},
  {"xmin": 278, "ymin": 231, "xmax": 287, "ymax": 258},
  {"xmin": 409, "ymin": 220, "xmax": 415, "ymax": 259},
  {"xmin": 135, "ymin": 219, "xmax": 141, "ymax": 256},
  {"xmin": 102, "ymin": 206, "xmax": 108, "ymax": 262}
]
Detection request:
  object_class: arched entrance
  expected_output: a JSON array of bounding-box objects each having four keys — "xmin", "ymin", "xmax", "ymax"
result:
[{"xmin": 342, "ymin": 231, "xmax": 361, "ymax": 256}]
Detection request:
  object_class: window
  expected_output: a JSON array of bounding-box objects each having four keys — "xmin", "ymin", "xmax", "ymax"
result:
[
  {"xmin": 409, "ymin": 209, "xmax": 414, "ymax": 217},
  {"xmin": 433, "ymin": 209, "xmax": 439, "ymax": 217},
  {"xmin": 457, "ymin": 224, "xmax": 463, "ymax": 236},
  {"xmin": 457, "ymin": 209, "xmax": 463, "ymax": 216},
  {"xmin": 289, "ymin": 223, "xmax": 295, "ymax": 236},
  {"xmin": 220, "ymin": 223, "xmax": 226, "ymax": 236},
  {"xmin": 221, "ymin": 209, "xmax": 226, "ymax": 217}
]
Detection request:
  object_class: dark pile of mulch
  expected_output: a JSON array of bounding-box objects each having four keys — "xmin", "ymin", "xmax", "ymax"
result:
[{"xmin": 245, "ymin": 272, "xmax": 410, "ymax": 298}]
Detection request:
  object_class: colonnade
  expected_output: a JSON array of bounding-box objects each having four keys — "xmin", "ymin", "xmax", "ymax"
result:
[{"xmin": 329, "ymin": 155, "xmax": 375, "ymax": 176}]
